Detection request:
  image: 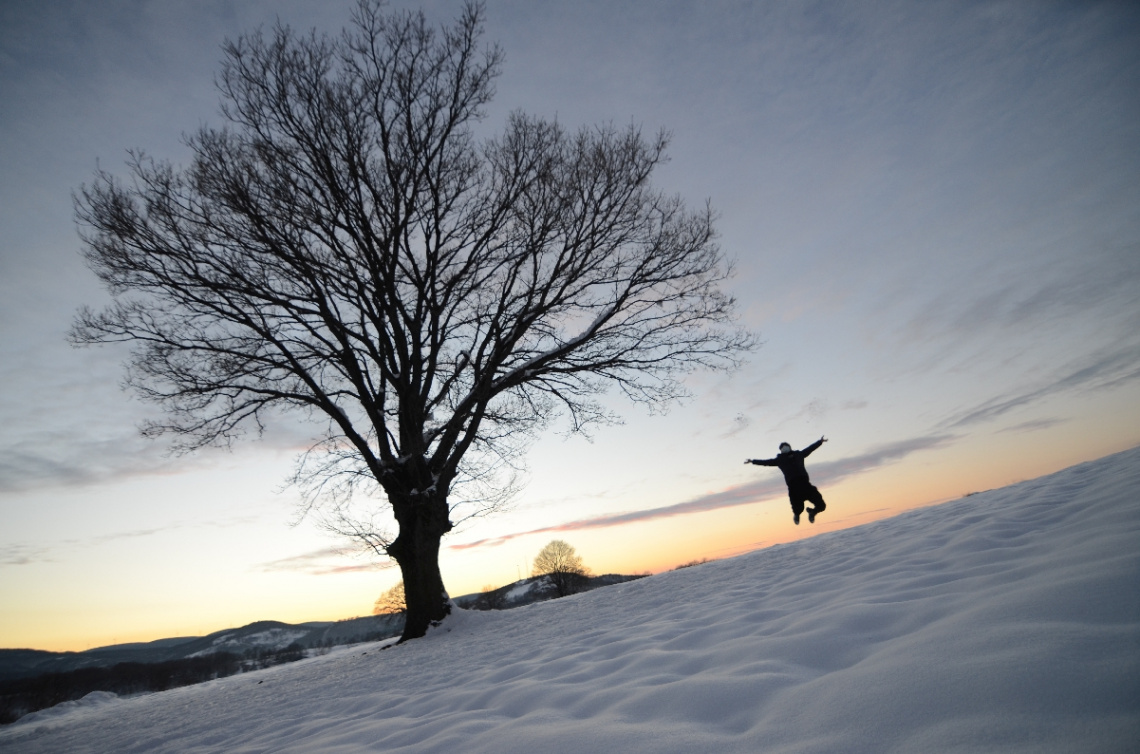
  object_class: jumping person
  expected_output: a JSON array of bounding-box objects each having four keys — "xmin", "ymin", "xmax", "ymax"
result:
[{"xmin": 746, "ymin": 437, "xmax": 828, "ymax": 525}]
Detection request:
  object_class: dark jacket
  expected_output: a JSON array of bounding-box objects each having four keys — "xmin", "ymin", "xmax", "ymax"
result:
[{"xmin": 750, "ymin": 438, "xmax": 824, "ymax": 487}]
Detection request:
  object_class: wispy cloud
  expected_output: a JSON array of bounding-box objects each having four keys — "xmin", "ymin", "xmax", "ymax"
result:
[
  {"xmin": 776, "ymin": 398, "xmax": 831, "ymax": 428},
  {"xmin": 0, "ymin": 419, "xmax": 317, "ymax": 495},
  {"xmin": 87, "ymin": 527, "xmax": 171, "ymax": 545},
  {"xmin": 2, "ymin": 527, "xmax": 183, "ymax": 568},
  {"xmin": 0, "ymin": 543, "xmax": 54, "ymax": 566},
  {"xmin": 2, "ymin": 516, "xmax": 269, "ymax": 569},
  {"xmin": 256, "ymin": 546, "xmax": 389, "ymax": 576},
  {"xmin": 997, "ymin": 418, "xmax": 1068, "ymax": 435},
  {"xmin": 450, "ymin": 434, "xmax": 954, "ymax": 550},
  {"xmin": 720, "ymin": 413, "xmax": 752, "ymax": 439},
  {"xmin": 943, "ymin": 343, "xmax": 1140, "ymax": 430},
  {"xmin": 0, "ymin": 440, "xmax": 169, "ymax": 494}
]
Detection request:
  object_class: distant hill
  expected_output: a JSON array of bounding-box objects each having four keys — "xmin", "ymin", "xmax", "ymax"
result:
[
  {"xmin": 454, "ymin": 573, "xmax": 646, "ymax": 610},
  {"xmin": 0, "ymin": 573, "xmax": 644, "ymax": 682},
  {"xmin": 0, "ymin": 614, "xmax": 401, "ymax": 683}
]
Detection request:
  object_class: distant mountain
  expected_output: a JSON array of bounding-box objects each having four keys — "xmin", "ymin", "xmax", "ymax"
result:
[
  {"xmin": 0, "ymin": 614, "xmax": 401, "ymax": 682},
  {"xmin": 454, "ymin": 573, "xmax": 646, "ymax": 611},
  {"xmin": 0, "ymin": 573, "xmax": 644, "ymax": 682}
]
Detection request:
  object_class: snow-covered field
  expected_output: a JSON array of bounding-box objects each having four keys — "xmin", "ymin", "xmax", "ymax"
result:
[{"xmin": 3, "ymin": 448, "xmax": 1138, "ymax": 753}]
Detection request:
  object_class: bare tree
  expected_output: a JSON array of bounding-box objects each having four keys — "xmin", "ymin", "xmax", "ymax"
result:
[
  {"xmin": 72, "ymin": 1, "xmax": 754, "ymax": 641},
  {"xmin": 532, "ymin": 540, "xmax": 590, "ymax": 597},
  {"xmin": 373, "ymin": 581, "xmax": 406, "ymax": 616}
]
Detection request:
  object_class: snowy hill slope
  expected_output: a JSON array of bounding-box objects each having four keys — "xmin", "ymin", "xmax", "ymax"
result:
[{"xmin": 3, "ymin": 447, "xmax": 1138, "ymax": 753}]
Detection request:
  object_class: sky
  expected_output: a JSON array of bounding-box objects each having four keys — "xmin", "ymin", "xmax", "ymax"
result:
[
  {"xmin": 2, "ymin": 0, "xmax": 1139, "ymax": 652},
  {"xmin": 3, "ymin": 447, "xmax": 1136, "ymax": 750}
]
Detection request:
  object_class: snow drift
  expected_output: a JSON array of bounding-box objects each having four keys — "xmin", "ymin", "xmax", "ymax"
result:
[{"xmin": 2, "ymin": 447, "xmax": 1138, "ymax": 753}]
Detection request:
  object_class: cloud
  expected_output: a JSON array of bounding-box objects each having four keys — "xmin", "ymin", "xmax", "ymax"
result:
[
  {"xmin": 943, "ymin": 343, "xmax": 1140, "ymax": 429},
  {"xmin": 1, "ymin": 516, "xmax": 271, "ymax": 570},
  {"xmin": 0, "ymin": 543, "xmax": 54, "ymax": 566},
  {"xmin": 997, "ymin": 418, "xmax": 1068, "ymax": 435},
  {"xmin": 256, "ymin": 546, "xmax": 390, "ymax": 576},
  {"xmin": 87, "ymin": 527, "xmax": 170, "ymax": 545},
  {"xmin": 779, "ymin": 398, "xmax": 831, "ymax": 427},
  {"xmin": 768, "ymin": 399, "xmax": 866, "ymax": 433},
  {"xmin": 720, "ymin": 413, "xmax": 752, "ymax": 439},
  {"xmin": 0, "ymin": 420, "xmax": 182, "ymax": 494},
  {"xmin": 1, "ymin": 527, "xmax": 183, "ymax": 569},
  {"xmin": 0, "ymin": 409, "xmax": 320, "ymax": 495},
  {"xmin": 799, "ymin": 434, "xmax": 957, "ymax": 485},
  {"xmin": 450, "ymin": 434, "xmax": 955, "ymax": 550}
]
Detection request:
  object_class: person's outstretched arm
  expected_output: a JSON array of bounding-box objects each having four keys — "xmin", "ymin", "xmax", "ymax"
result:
[
  {"xmin": 801, "ymin": 436, "xmax": 827, "ymax": 457},
  {"xmin": 745, "ymin": 457, "xmax": 779, "ymax": 466}
]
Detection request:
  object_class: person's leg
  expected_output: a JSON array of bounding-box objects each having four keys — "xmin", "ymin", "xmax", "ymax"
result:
[
  {"xmin": 806, "ymin": 485, "xmax": 826, "ymax": 523},
  {"xmin": 789, "ymin": 492, "xmax": 805, "ymax": 524}
]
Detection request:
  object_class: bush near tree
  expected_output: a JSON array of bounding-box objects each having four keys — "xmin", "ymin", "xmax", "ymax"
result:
[{"xmin": 373, "ymin": 582, "xmax": 407, "ymax": 616}]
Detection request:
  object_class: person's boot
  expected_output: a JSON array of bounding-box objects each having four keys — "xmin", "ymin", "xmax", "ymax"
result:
[
  {"xmin": 808, "ymin": 508, "xmax": 816, "ymax": 524},
  {"xmin": 793, "ymin": 512, "xmax": 800, "ymax": 525}
]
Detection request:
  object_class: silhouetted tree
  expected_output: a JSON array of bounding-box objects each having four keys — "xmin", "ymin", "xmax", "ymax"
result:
[
  {"xmin": 72, "ymin": 0, "xmax": 753, "ymax": 641},
  {"xmin": 532, "ymin": 540, "xmax": 590, "ymax": 597},
  {"xmin": 471, "ymin": 583, "xmax": 507, "ymax": 610},
  {"xmin": 373, "ymin": 581, "xmax": 406, "ymax": 616}
]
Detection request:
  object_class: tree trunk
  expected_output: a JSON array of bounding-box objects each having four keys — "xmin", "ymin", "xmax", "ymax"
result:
[{"xmin": 388, "ymin": 492, "xmax": 453, "ymax": 642}]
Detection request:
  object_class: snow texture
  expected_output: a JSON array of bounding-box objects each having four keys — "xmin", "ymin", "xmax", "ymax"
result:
[{"xmin": 3, "ymin": 447, "xmax": 1138, "ymax": 753}]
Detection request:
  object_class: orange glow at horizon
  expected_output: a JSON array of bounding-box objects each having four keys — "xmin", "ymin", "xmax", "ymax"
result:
[{"xmin": 9, "ymin": 429, "xmax": 1138, "ymax": 654}]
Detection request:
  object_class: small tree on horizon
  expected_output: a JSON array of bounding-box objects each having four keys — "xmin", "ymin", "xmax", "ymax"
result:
[
  {"xmin": 71, "ymin": 0, "xmax": 754, "ymax": 643},
  {"xmin": 532, "ymin": 540, "xmax": 590, "ymax": 598}
]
